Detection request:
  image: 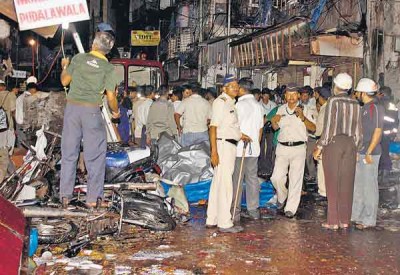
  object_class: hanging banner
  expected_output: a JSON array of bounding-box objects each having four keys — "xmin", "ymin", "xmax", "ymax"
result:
[
  {"xmin": 131, "ymin": 30, "xmax": 160, "ymax": 46},
  {"xmin": 13, "ymin": 0, "xmax": 90, "ymax": 31}
]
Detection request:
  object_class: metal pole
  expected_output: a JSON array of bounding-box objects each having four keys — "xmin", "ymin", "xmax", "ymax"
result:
[
  {"xmin": 198, "ymin": 0, "xmax": 203, "ymax": 84},
  {"xmin": 31, "ymin": 45, "xmax": 35, "ymax": 77},
  {"xmin": 36, "ymin": 35, "xmax": 40, "ymax": 80},
  {"xmin": 157, "ymin": 19, "xmax": 161, "ymax": 61},
  {"xmin": 226, "ymin": 0, "xmax": 232, "ymax": 74}
]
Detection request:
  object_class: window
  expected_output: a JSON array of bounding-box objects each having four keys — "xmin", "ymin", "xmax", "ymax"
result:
[
  {"xmin": 113, "ymin": 64, "xmax": 125, "ymax": 92},
  {"xmin": 128, "ymin": 65, "xmax": 162, "ymax": 89}
]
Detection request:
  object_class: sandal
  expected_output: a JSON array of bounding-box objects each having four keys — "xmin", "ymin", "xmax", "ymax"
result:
[
  {"xmin": 62, "ymin": 197, "xmax": 69, "ymax": 209},
  {"xmin": 321, "ymin": 223, "xmax": 339, "ymax": 230},
  {"xmin": 86, "ymin": 198, "xmax": 110, "ymax": 209},
  {"xmin": 355, "ymin": 224, "xmax": 372, "ymax": 230},
  {"xmin": 339, "ymin": 223, "xmax": 349, "ymax": 229}
]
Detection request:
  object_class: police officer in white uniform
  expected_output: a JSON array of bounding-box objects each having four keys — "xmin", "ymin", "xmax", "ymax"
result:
[
  {"xmin": 270, "ymin": 85, "xmax": 316, "ymax": 218},
  {"xmin": 206, "ymin": 75, "xmax": 250, "ymax": 233}
]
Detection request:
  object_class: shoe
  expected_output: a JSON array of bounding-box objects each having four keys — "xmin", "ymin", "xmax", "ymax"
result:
[
  {"xmin": 355, "ymin": 223, "xmax": 373, "ymax": 230},
  {"xmin": 314, "ymin": 195, "xmax": 327, "ymax": 202},
  {"xmin": 321, "ymin": 222, "xmax": 339, "ymax": 230},
  {"xmin": 205, "ymin": 224, "xmax": 217, "ymax": 229},
  {"xmin": 285, "ymin": 211, "xmax": 295, "ymax": 218},
  {"xmin": 247, "ymin": 210, "xmax": 260, "ymax": 220},
  {"xmin": 258, "ymin": 173, "xmax": 271, "ymax": 180},
  {"xmin": 86, "ymin": 198, "xmax": 110, "ymax": 209},
  {"xmin": 339, "ymin": 223, "xmax": 349, "ymax": 229},
  {"xmin": 233, "ymin": 214, "xmax": 241, "ymax": 224},
  {"xmin": 276, "ymin": 201, "xmax": 285, "ymax": 210},
  {"xmin": 240, "ymin": 210, "xmax": 260, "ymax": 220},
  {"xmin": 218, "ymin": 225, "xmax": 244, "ymax": 233}
]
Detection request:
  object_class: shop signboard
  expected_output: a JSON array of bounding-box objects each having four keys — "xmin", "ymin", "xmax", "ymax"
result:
[{"xmin": 131, "ymin": 30, "xmax": 160, "ymax": 46}]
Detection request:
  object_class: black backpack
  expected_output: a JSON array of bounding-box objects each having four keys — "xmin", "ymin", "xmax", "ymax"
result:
[{"xmin": 0, "ymin": 93, "xmax": 10, "ymax": 132}]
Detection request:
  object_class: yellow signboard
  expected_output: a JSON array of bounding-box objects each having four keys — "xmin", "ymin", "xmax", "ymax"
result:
[{"xmin": 131, "ymin": 30, "xmax": 160, "ymax": 46}]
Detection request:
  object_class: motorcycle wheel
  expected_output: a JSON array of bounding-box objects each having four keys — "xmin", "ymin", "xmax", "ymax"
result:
[
  {"xmin": 32, "ymin": 219, "xmax": 79, "ymax": 244},
  {"xmin": 0, "ymin": 177, "xmax": 19, "ymax": 199},
  {"xmin": 123, "ymin": 205, "xmax": 176, "ymax": 231}
]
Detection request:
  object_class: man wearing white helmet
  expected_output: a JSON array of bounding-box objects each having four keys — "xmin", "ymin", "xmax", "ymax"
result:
[
  {"xmin": 351, "ymin": 78, "xmax": 383, "ymax": 230},
  {"xmin": 15, "ymin": 78, "xmax": 48, "ymax": 147},
  {"xmin": 313, "ymin": 73, "xmax": 362, "ymax": 230}
]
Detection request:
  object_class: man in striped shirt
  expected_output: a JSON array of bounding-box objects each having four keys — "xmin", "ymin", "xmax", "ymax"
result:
[{"xmin": 313, "ymin": 73, "xmax": 363, "ymax": 230}]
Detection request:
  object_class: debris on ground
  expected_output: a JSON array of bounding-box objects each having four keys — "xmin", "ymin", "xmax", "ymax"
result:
[{"xmin": 130, "ymin": 250, "xmax": 183, "ymax": 261}]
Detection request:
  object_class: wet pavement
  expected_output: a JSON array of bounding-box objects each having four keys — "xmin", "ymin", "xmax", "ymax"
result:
[{"xmin": 36, "ymin": 197, "xmax": 400, "ymax": 274}]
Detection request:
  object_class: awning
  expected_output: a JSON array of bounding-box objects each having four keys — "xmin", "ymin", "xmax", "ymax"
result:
[
  {"xmin": 310, "ymin": 34, "xmax": 363, "ymax": 59},
  {"xmin": 0, "ymin": 0, "xmax": 58, "ymax": 38}
]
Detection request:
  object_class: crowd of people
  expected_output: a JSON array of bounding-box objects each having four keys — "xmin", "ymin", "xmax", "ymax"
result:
[
  {"xmin": 0, "ymin": 76, "xmax": 49, "ymax": 183},
  {"xmin": 110, "ymin": 71, "xmax": 398, "ymax": 233},
  {"xmin": 0, "ymin": 31, "xmax": 397, "ymax": 235}
]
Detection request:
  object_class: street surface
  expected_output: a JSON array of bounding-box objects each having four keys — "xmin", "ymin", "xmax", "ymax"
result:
[{"xmin": 37, "ymin": 197, "xmax": 400, "ymax": 274}]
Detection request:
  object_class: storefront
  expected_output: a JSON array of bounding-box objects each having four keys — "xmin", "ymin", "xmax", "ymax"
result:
[{"xmin": 230, "ymin": 17, "xmax": 364, "ymax": 89}]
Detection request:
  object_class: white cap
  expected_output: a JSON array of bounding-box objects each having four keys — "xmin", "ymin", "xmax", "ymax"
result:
[
  {"xmin": 355, "ymin": 78, "xmax": 378, "ymax": 95},
  {"xmin": 26, "ymin": 76, "xmax": 37, "ymax": 84},
  {"xmin": 333, "ymin": 73, "xmax": 353, "ymax": 90},
  {"xmin": 0, "ymin": 80, "xmax": 5, "ymax": 85}
]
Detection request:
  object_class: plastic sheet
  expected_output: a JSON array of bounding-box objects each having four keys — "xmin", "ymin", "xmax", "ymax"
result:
[{"xmin": 157, "ymin": 133, "xmax": 213, "ymax": 186}]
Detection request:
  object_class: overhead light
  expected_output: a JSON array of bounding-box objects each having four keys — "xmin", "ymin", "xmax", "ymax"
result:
[
  {"xmin": 29, "ymin": 39, "xmax": 35, "ymax": 46},
  {"xmin": 62, "ymin": 22, "xmax": 70, "ymax": 30}
]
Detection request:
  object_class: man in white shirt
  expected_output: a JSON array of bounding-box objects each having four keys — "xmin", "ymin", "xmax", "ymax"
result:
[
  {"xmin": 260, "ymin": 88, "xmax": 277, "ymax": 116},
  {"xmin": 270, "ymin": 85, "xmax": 316, "ymax": 218},
  {"xmin": 232, "ymin": 78, "xmax": 264, "ymax": 222},
  {"xmin": 206, "ymin": 75, "xmax": 250, "ymax": 233},
  {"xmin": 313, "ymin": 87, "xmax": 331, "ymax": 201},
  {"xmin": 15, "ymin": 82, "xmax": 48, "ymax": 147},
  {"xmin": 136, "ymin": 85, "xmax": 155, "ymax": 148},
  {"xmin": 171, "ymin": 88, "xmax": 183, "ymax": 111},
  {"xmin": 131, "ymin": 86, "xmax": 146, "ymax": 144},
  {"xmin": 174, "ymin": 83, "xmax": 211, "ymax": 147}
]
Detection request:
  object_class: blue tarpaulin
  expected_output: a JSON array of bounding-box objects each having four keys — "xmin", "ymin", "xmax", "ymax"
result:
[
  {"xmin": 162, "ymin": 180, "xmax": 275, "ymax": 208},
  {"xmin": 310, "ymin": 0, "xmax": 327, "ymax": 30},
  {"xmin": 389, "ymin": 142, "xmax": 400, "ymax": 154}
]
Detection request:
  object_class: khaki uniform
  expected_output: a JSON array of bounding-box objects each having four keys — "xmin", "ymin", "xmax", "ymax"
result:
[
  {"xmin": 146, "ymin": 98, "xmax": 177, "ymax": 140},
  {"xmin": 131, "ymin": 97, "xmax": 146, "ymax": 141},
  {"xmin": 206, "ymin": 93, "xmax": 241, "ymax": 229},
  {"xmin": 0, "ymin": 90, "xmax": 17, "ymax": 129},
  {"xmin": 271, "ymin": 103, "xmax": 315, "ymax": 214},
  {"xmin": 0, "ymin": 91, "xmax": 16, "ymax": 182},
  {"xmin": 175, "ymin": 94, "xmax": 211, "ymax": 147}
]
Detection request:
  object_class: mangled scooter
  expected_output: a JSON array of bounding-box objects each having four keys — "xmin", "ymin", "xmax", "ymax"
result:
[{"xmin": 0, "ymin": 128, "xmax": 176, "ymax": 246}]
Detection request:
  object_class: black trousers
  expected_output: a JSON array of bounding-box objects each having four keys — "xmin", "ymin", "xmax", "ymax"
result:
[
  {"xmin": 258, "ymin": 131, "xmax": 275, "ymax": 175},
  {"xmin": 379, "ymin": 135, "xmax": 392, "ymax": 171}
]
